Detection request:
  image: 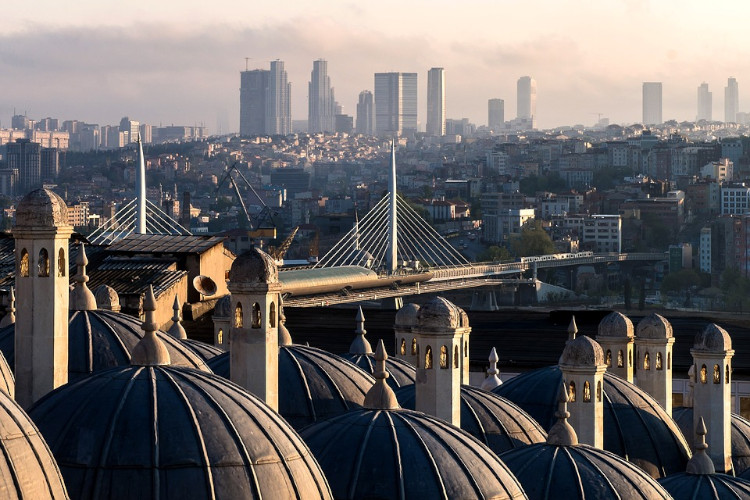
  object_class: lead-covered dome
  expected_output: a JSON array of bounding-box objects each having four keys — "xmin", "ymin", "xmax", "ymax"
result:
[
  {"xmin": 660, "ymin": 473, "xmax": 750, "ymax": 500},
  {"xmin": 693, "ymin": 323, "xmax": 732, "ymax": 351},
  {"xmin": 29, "ymin": 365, "xmax": 332, "ymax": 500},
  {"xmin": 0, "ymin": 310, "xmax": 210, "ymax": 381},
  {"xmin": 229, "ymin": 247, "xmax": 278, "ymax": 284},
  {"xmin": 394, "ymin": 303, "xmax": 420, "ymax": 328},
  {"xmin": 395, "ymin": 383, "xmax": 546, "ymax": 454},
  {"xmin": 559, "ymin": 335, "xmax": 604, "ymax": 366},
  {"xmin": 494, "ymin": 366, "xmax": 690, "ymax": 477},
  {"xmin": 636, "ymin": 313, "xmax": 673, "ymax": 339},
  {"xmin": 597, "ymin": 311, "xmax": 634, "ymax": 338},
  {"xmin": 300, "ymin": 408, "xmax": 526, "ymax": 500},
  {"xmin": 417, "ymin": 297, "xmax": 467, "ymax": 330},
  {"xmin": 208, "ymin": 345, "xmax": 374, "ymax": 429},
  {"xmin": 213, "ymin": 295, "xmax": 232, "ymax": 318},
  {"xmin": 182, "ymin": 338, "xmax": 223, "ymax": 362},
  {"xmin": 15, "ymin": 188, "xmax": 69, "ymax": 228}
]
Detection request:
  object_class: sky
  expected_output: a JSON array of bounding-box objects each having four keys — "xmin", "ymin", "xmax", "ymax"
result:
[{"xmin": 3, "ymin": 0, "xmax": 750, "ymax": 134}]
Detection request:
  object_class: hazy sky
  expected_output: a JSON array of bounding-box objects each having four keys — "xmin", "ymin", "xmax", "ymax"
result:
[{"xmin": 3, "ymin": 0, "xmax": 750, "ymax": 133}]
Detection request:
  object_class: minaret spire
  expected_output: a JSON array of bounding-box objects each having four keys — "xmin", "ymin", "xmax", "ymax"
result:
[
  {"xmin": 480, "ymin": 347, "xmax": 502, "ymax": 391},
  {"xmin": 136, "ymin": 134, "xmax": 147, "ymax": 234},
  {"xmin": 131, "ymin": 285, "xmax": 170, "ymax": 366},
  {"xmin": 167, "ymin": 295, "xmax": 187, "ymax": 339},
  {"xmin": 70, "ymin": 242, "xmax": 97, "ymax": 311},
  {"xmin": 387, "ymin": 140, "xmax": 398, "ymax": 274}
]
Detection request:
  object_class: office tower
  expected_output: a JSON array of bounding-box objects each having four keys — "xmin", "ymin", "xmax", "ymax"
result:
[
  {"xmin": 642, "ymin": 82, "xmax": 663, "ymax": 125},
  {"xmin": 725, "ymin": 77, "xmax": 739, "ymax": 123},
  {"xmin": 488, "ymin": 99, "xmax": 505, "ymax": 131},
  {"xmin": 516, "ymin": 76, "xmax": 537, "ymax": 121},
  {"xmin": 426, "ymin": 68, "xmax": 446, "ymax": 136},
  {"xmin": 374, "ymin": 72, "xmax": 418, "ymax": 136},
  {"xmin": 40, "ymin": 148, "xmax": 59, "ymax": 181},
  {"xmin": 356, "ymin": 90, "xmax": 374, "ymax": 135},
  {"xmin": 697, "ymin": 83, "xmax": 712, "ymax": 121},
  {"xmin": 11, "ymin": 115, "xmax": 31, "ymax": 131},
  {"xmin": 7, "ymin": 139, "xmax": 41, "ymax": 191},
  {"xmin": 266, "ymin": 60, "xmax": 291, "ymax": 135},
  {"xmin": 119, "ymin": 117, "xmax": 139, "ymax": 143},
  {"xmin": 240, "ymin": 69, "xmax": 269, "ymax": 136},
  {"xmin": 308, "ymin": 59, "xmax": 336, "ymax": 133}
]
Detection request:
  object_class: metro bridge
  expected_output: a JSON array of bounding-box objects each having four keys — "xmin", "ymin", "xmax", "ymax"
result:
[{"xmin": 280, "ymin": 142, "xmax": 665, "ymax": 308}]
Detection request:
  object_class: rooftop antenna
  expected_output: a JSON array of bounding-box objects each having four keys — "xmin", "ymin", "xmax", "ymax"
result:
[{"xmin": 245, "ymin": 57, "xmax": 250, "ymax": 71}]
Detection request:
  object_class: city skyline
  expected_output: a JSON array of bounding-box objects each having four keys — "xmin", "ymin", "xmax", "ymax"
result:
[{"xmin": 4, "ymin": 1, "xmax": 750, "ymax": 133}]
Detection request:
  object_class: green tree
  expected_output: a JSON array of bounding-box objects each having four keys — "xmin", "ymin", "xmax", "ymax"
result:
[
  {"xmin": 478, "ymin": 245, "xmax": 512, "ymax": 262},
  {"xmin": 661, "ymin": 269, "xmax": 704, "ymax": 293},
  {"xmin": 720, "ymin": 267, "xmax": 750, "ymax": 312},
  {"xmin": 509, "ymin": 220, "xmax": 556, "ymax": 257}
]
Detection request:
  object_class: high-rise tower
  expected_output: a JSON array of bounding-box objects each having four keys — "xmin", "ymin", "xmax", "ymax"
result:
[
  {"xmin": 642, "ymin": 82, "xmax": 663, "ymax": 125},
  {"xmin": 697, "ymin": 83, "xmax": 712, "ymax": 122},
  {"xmin": 356, "ymin": 90, "xmax": 374, "ymax": 135},
  {"xmin": 308, "ymin": 59, "xmax": 336, "ymax": 133},
  {"xmin": 266, "ymin": 60, "xmax": 291, "ymax": 136},
  {"xmin": 725, "ymin": 77, "xmax": 739, "ymax": 123},
  {"xmin": 488, "ymin": 98, "xmax": 505, "ymax": 132},
  {"xmin": 516, "ymin": 76, "xmax": 537, "ymax": 123},
  {"xmin": 426, "ymin": 68, "xmax": 445, "ymax": 136},
  {"xmin": 374, "ymin": 72, "xmax": 417, "ymax": 137},
  {"xmin": 239, "ymin": 69, "xmax": 269, "ymax": 136}
]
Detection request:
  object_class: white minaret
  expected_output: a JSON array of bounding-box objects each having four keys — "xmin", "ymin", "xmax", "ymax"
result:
[
  {"xmin": 13, "ymin": 188, "xmax": 73, "ymax": 408},
  {"xmin": 596, "ymin": 311, "xmax": 635, "ymax": 383},
  {"xmin": 135, "ymin": 135, "xmax": 147, "ymax": 234},
  {"xmin": 559, "ymin": 334, "xmax": 607, "ymax": 448},
  {"xmin": 634, "ymin": 313, "xmax": 675, "ymax": 416},
  {"xmin": 413, "ymin": 296, "xmax": 468, "ymax": 427},
  {"xmin": 394, "ymin": 303, "xmax": 420, "ymax": 366},
  {"xmin": 691, "ymin": 323, "xmax": 734, "ymax": 473},
  {"xmin": 387, "ymin": 140, "xmax": 398, "ymax": 274},
  {"xmin": 227, "ymin": 247, "xmax": 281, "ymax": 411}
]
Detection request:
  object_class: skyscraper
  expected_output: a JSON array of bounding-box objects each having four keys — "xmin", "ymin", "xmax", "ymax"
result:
[
  {"xmin": 642, "ymin": 82, "xmax": 662, "ymax": 125},
  {"xmin": 374, "ymin": 72, "xmax": 418, "ymax": 136},
  {"xmin": 308, "ymin": 59, "xmax": 336, "ymax": 133},
  {"xmin": 516, "ymin": 76, "xmax": 537, "ymax": 123},
  {"xmin": 488, "ymin": 99, "xmax": 505, "ymax": 132},
  {"xmin": 426, "ymin": 68, "xmax": 445, "ymax": 136},
  {"xmin": 266, "ymin": 60, "xmax": 291, "ymax": 136},
  {"xmin": 7, "ymin": 139, "xmax": 41, "ymax": 191},
  {"xmin": 697, "ymin": 83, "xmax": 712, "ymax": 122},
  {"xmin": 356, "ymin": 90, "xmax": 374, "ymax": 135},
  {"xmin": 725, "ymin": 77, "xmax": 739, "ymax": 123},
  {"xmin": 239, "ymin": 69, "xmax": 269, "ymax": 136}
]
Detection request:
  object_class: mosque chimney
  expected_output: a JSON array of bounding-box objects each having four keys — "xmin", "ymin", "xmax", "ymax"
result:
[
  {"xmin": 596, "ymin": 311, "xmax": 634, "ymax": 383},
  {"xmin": 393, "ymin": 303, "xmax": 420, "ymax": 367},
  {"xmin": 634, "ymin": 313, "xmax": 675, "ymax": 416},
  {"xmin": 691, "ymin": 323, "xmax": 734, "ymax": 473}
]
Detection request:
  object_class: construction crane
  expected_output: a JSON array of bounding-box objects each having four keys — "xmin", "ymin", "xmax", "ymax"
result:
[
  {"xmin": 216, "ymin": 163, "xmax": 277, "ymax": 238},
  {"xmin": 268, "ymin": 226, "xmax": 299, "ymax": 262}
]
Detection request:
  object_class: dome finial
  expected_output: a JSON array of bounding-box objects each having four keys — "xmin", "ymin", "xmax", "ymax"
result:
[
  {"xmin": 568, "ymin": 316, "xmax": 578, "ymax": 341},
  {"xmin": 131, "ymin": 285, "xmax": 171, "ymax": 366},
  {"xmin": 686, "ymin": 417, "xmax": 715, "ymax": 475},
  {"xmin": 349, "ymin": 306, "xmax": 372, "ymax": 354},
  {"xmin": 480, "ymin": 347, "xmax": 502, "ymax": 391},
  {"xmin": 166, "ymin": 295, "xmax": 187, "ymax": 339},
  {"xmin": 546, "ymin": 381, "xmax": 579, "ymax": 446},
  {"xmin": 278, "ymin": 300, "xmax": 292, "ymax": 346},
  {"xmin": 0, "ymin": 287, "xmax": 15, "ymax": 327},
  {"xmin": 363, "ymin": 339, "xmax": 400, "ymax": 410},
  {"xmin": 70, "ymin": 242, "xmax": 97, "ymax": 311}
]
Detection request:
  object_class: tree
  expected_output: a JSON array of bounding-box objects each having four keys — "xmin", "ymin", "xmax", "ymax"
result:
[
  {"xmin": 660, "ymin": 269, "xmax": 704, "ymax": 294},
  {"xmin": 478, "ymin": 245, "xmax": 512, "ymax": 262},
  {"xmin": 623, "ymin": 278, "xmax": 632, "ymax": 310},
  {"xmin": 509, "ymin": 220, "xmax": 556, "ymax": 257}
]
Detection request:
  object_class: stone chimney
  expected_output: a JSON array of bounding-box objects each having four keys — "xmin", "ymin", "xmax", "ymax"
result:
[
  {"xmin": 691, "ymin": 323, "xmax": 734, "ymax": 473},
  {"xmin": 596, "ymin": 311, "xmax": 634, "ymax": 382},
  {"xmin": 634, "ymin": 313, "xmax": 675, "ymax": 416}
]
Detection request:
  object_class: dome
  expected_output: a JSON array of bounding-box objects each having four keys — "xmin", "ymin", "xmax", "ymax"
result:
[
  {"xmin": 229, "ymin": 247, "xmax": 278, "ymax": 284},
  {"xmin": 0, "ymin": 350, "xmax": 13, "ymax": 398},
  {"xmin": 14, "ymin": 188, "xmax": 69, "ymax": 228},
  {"xmin": 0, "ymin": 309, "xmax": 210, "ymax": 381},
  {"xmin": 182, "ymin": 338, "xmax": 223, "ymax": 362},
  {"xmin": 208, "ymin": 345, "xmax": 374, "ymax": 429},
  {"xmin": 395, "ymin": 383, "xmax": 547, "ymax": 454},
  {"xmin": 300, "ymin": 408, "xmax": 526, "ymax": 500},
  {"xmin": 494, "ymin": 366, "xmax": 691, "ymax": 478},
  {"xmin": 29, "ymin": 365, "xmax": 332, "ymax": 500},
  {"xmin": 341, "ymin": 353, "xmax": 416, "ymax": 389},
  {"xmin": 597, "ymin": 311, "xmax": 634, "ymax": 338},
  {"xmin": 93, "ymin": 284, "xmax": 120, "ymax": 311},
  {"xmin": 213, "ymin": 295, "xmax": 232, "ymax": 319},
  {"xmin": 0, "ymin": 390, "xmax": 68, "ymax": 499},
  {"xmin": 636, "ymin": 313, "xmax": 673, "ymax": 339},
  {"xmin": 500, "ymin": 442, "xmax": 670, "ymax": 499},
  {"xmin": 660, "ymin": 473, "xmax": 750, "ymax": 499},
  {"xmin": 673, "ymin": 407, "xmax": 750, "ymax": 475},
  {"xmin": 558, "ymin": 335, "xmax": 604, "ymax": 366},
  {"xmin": 394, "ymin": 303, "xmax": 420, "ymax": 328},
  {"xmin": 417, "ymin": 297, "xmax": 466, "ymax": 330},
  {"xmin": 693, "ymin": 323, "xmax": 732, "ymax": 352}
]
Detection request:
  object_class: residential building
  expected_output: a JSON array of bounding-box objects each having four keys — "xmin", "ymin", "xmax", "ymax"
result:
[
  {"xmin": 374, "ymin": 72, "xmax": 418, "ymax": 136},
  {"xmin": 669, "ymin": 243, "xmax": 692, "ymax": 272},
  {"xmin": 701, "ymin": 158, "xmax": 734, "ymax": 182},
  {"xmin": 40, "ymin": 148, "xmax": 59, "ymax": 182},
  {"xmin": 725, "ymin": 77, "xmax": 739, "ymax": 123},
  {"xmin": 488, "ymin": 99, "xmax": 504, "ymax": 132},
  {"xmin": 697, "ymin": 83, "xmax": 712, "ymax": 121},
  {"xmin": 266, "ymin": 60, "xmax": 291, "ymax": 136},
  {"xmin": 240, "ymin": 69, "xmax": 269, "ymax": 136},
  {"xmin": 119, "ymin": 117, "xmax": 139, "ymax": 144},
  {"xmin": 642, "ymin": 82, "xmax": 663, "ymax": 125},
  {"xmin": 582, "ymin": 215, "xmax": 622, "ymax": 253},
  {"xmin": 426, "ymin": 68, "xmax": 445, "ymax": 136},
  {"xmin": 355, "ymin": 91, "xmax": 373, "ymax": 135},
  {"xmin": 308, "ymin": 59, "xmax": 336, "ymax": 133},
  {"xmin": 6, "ymin": 139, "xmax": 41, "ymax": 191},
  {"xmin": 720, "ymin": 184, "xmax": 750, "ymax": 215},
  {"xmin": 482, "ymin": 208, "xmax": 535, "ymax": 244}
]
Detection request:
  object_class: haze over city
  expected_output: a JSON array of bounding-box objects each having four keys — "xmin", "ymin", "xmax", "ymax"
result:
[{"xmin": 3, "ymin": 0, "xmax": 750, "ymax": 133}]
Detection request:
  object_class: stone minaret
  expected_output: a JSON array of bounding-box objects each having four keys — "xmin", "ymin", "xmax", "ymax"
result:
[
  {"xmin": 596, "ymin": 311, "xmax": 634, "ymax": 382},
  {"xmin": 635, "ymin": 313, "xmax": 675, "ymax": 416},
  {"xmin": 691, "ymin": 323, "xmax": 734, "ymax": 473},
  {"xmin": 559, "ymin": 335, "xmax": 607, "ymax": 448},
  {"xmin": 413, "ymin": 297, "xmax": 468, "ymax": 427},
  {"xmin": 13, "ymin": 188, "xmax": 73, "ymax": 408},
  {"xmin": 227, "ymin": 247, "xmax": 281, "ymax": 411},
  {"xmin": 393, "ymin": 303, "xmax": 420, "ymax": 367}
]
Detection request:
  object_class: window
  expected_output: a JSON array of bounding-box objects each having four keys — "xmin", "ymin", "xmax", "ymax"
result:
[
  {"xmin": 727, "ymin": 364, "xmax": 731, "ymax": 384},
  {"xmin": 583, "ymin": 381, "xmax": 591, "ymax": 402},
  {"xmin": 700, "ymin": 364, "xmax": 707, "ymax": 384},
  {"xmin": 668, "ymin": 352, "xmax": 671, "ymax": 370},
  {"xmin": 269, "ymin": 302, "xmax": 276, "ymax": 328},
  {"xmin": 643, "ymin": 352, "xmax": 650, "ymax": 371},
  {"xmin": 217, "ymin": 328, "xmax": 223, "ymax": 345},
  {"xmin": 425, "ymin": 346, "xmax": 433, "ymax": 369},
  {"xmin": 617, "ymin": 350, "xmax": 624, "ymax": 368},
  {"xmin": 464, "ymin": 340, "xmax": 468, "ymax": 358},
  {"xmin": 713, "ymin": 364, "xmax": 721, "ymax": 384},
  {"xmin": 440, "ymin": 346, "xmax": 448, "ymax": 369},
  {"xmin": 569, "ymin": 381, "xmax": 576, "ymax": 402},
  {"xmin": 656, "ymin": 352, "xmax": 663, "ymax": 370},
  {"xmin": 38, "ymin": 248, "xmax": 49, "ymax": 277},
  {"xmin": 19, "ymin": 249, "xmax": 29, "ymax": 277},
  {"xmin": 605, "ymin": 350, "xmax": 612, "ymax": 367},
  {"xmin": 251, "ymin": 303, "xmax": 261, "ymax": 328},
  {"xmin": 597, "ymin": 381, "xmax": 602, "ymax": 402},
  {"xmin": 57, "ymin": 248, "xmax": 65, "ymax": 277},
  {"xmin": 234, "ymin": 303, "xmax": 243, "ymax": 328},
  {"xmin": 400, "ymin": 339, "xmax": 406, "ymax": 356},
  {"xmin": 628, "ymin": 350, "xmax": 632, "ymax": 367},
  {"xmin": 411, "ymin": 338, "xmax": 417, "ymax": 355},
  {"xmin": 454, "ymin": 345, "xmax": 459, "ymax": 368}
]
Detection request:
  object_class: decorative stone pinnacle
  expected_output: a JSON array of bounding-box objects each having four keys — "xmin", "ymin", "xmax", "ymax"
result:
[
  {"xmin": 349, "ymin": 306, "xmax": 372, "ymax": 355},
  {"xmin": 167, "ymin": 295, "xmax": 187, "ymax": 340},
  {"xmin": 480, "ymin": 347, "xmax": 503, "ymax": 391},
  {"xmin": 278, "ymin": 300, "xmax": 292, "ymax": 346},
  {"xmin": 70, "ymin": 243, "xmax": 97, "ymax": 311},
  {"xmin": 568, "ymin": 316, "xmax": 578, "ymax": 341},
  {"xmin": 363, "ymin": 340, "xmax": 400, "ymax": 410},
  {"xmin": 546, "ymin": 381, "xmax": 579, "ymax": 446},
  {"xmin": 131, "ymin": 285, "xmax": 171, "ymax": 366},
  {"xmin": 686, "ymin": 417, "xmax": 715, "ymax": 475}
]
